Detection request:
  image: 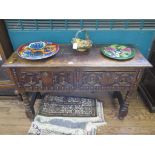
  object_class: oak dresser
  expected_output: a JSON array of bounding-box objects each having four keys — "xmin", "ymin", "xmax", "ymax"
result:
[{"xmin": 3, "ymin": 45, "xmax": 152, "ymax": 120}]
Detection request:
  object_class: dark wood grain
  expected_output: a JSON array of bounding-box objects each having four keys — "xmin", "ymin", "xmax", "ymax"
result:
[
  {"xmin": 0, "ymin": 20, "xmax": 14, "ymax": 60},
  {"xmin": 0, "ymin": 20, "xmax": 16, "ymax": 94},
  {"xmin": 139, "ymin": 39, "xmax": 155, "ymax": 112},
  {"xmin": 3, "ymin": 45, "xmax": 152, "ymax": 68}
]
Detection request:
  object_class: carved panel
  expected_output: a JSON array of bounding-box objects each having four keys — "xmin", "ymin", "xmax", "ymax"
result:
[
  {"xmin": 17, "ymin": 70, "xmax": 138, "ymax": 92},
  {"xmin": 112, "ymin": 72, "xmax": 137, "ymax": 87},
  {"xmin": 51, "ymin": 72, "xmax": 74, "ymax": 90},
  {"xmin": 18, "ymin": 72, "xmax": 43, "ymax": 90},
  {"xmin": 18, "ymin": 71, "xmax": 74, "ymax": 91},
  {"xmin": 78, "ymin": 71, "xmax": 137, "ymax": 91}
]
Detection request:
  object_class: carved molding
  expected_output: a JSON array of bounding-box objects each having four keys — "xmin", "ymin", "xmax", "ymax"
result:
[{"xmin": 12, "ymin": 68, "xmax": 22, "ymax": 88}]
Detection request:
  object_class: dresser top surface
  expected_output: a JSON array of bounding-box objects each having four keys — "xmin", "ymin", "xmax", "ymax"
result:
[{"xmin": 3, "ymin": 45, "xmax": 152, "ymax": 68}]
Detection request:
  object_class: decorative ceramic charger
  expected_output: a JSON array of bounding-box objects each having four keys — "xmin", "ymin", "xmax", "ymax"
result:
[
  {"xmin": 17, "ymin": 41, "xmax": 59, "ymax": 60},
  {"xmin": 100, "ymin": 44, "xmax": 136, "ymax": 60}
]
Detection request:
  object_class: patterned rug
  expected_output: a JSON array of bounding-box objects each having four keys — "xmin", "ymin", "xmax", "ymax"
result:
[
  {"xmin": 28, "ymin": 95, "xmax": 106, "ymax": 135},
  {"xmin": 39, "ymin": 95, "xmax": 97, "ymax": 117}
]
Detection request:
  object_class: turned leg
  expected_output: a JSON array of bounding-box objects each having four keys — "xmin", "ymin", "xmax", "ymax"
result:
[
  {"xmin": 21, "ymin": 93, "xmax": 35, "ymax": 120},
  {"xmin": 113, "ymin": 91, "xmax": 129, "ymax": 120}
]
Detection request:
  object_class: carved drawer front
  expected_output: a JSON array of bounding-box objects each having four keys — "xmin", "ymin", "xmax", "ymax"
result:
[
  {"xmin": 18, "ymin": 71, "xmax": 75, "ymax": 91},
  {"xmin": 78, "ymin": 71, "xmax": 137, "ymax": 91}
]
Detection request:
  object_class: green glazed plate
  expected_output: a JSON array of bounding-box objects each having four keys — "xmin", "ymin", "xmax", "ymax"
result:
[{"xmin": 100, "ymin": 44, "xmax": 136, "ymax": 60}]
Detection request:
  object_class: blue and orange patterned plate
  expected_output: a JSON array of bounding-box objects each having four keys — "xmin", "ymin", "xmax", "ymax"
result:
[{"xmin": 17, "ymin": 41, "xmax": 59, "ymax": 60}]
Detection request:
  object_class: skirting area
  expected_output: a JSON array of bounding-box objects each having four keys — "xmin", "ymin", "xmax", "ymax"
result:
[{"xmin": 0, "ymin": 91, "xmax": 155, "ymax": 134}]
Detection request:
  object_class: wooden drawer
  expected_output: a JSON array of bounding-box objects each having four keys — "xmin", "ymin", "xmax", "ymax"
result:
[
  {"xmin": 16, "ymin": 70, "xmax": 138, "ymax": 92},
  {"xmin": 17, "ymin": 71, "xmax": 75, "ymax": 91},
  {"xmin": 77, "ymin": 71, "xmax": 137, "ymax": 91}
]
